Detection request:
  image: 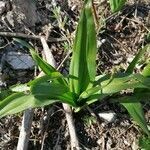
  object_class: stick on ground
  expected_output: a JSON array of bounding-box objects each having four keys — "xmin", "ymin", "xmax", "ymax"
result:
[
  {"xmin": 17, "ymin": 36, "xmax": 79, "ymax": 150},
  {"xmin": 40, "ymin": 37, "xmax": 79, "ymax": 150},
  {"xmin": 0, "ymin": 32, "xmax": 66, "ymax": 42},
  {"xmin": 17, "ymin": 109, "xmax": 34, "ymax": 150}
]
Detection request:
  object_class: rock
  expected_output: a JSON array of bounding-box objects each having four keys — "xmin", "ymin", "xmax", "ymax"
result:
[
  {"xmin": 127, "ymin": 54, "xmax": 134, "ymax": 63},
  {"xmin": 10, "ymin": 0, "xmax": 38, "ymax": 27},
  {"xmin": 97, "ymin": 39, "xmax": 106, "ymax": 48},
  {"xmin": 4, "ymin": 52, "xmax": 35, "ymax": 70},
  {"xmin": 0, "ymin": 1, "xmax": 10, "ymax": 15},
  {"xmin": 5, "ymin": 11, "xmax": 14, "ymax": 27},
  {"xmin": 0, "ymin": 1, "xmax": 6, "ymax": 15},
  {"xmin": 98, "ymin": 111, "xmax": 116, "ymax": 122}
]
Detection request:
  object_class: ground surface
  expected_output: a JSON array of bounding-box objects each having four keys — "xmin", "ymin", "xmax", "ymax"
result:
[{"xmin": 0, "ymin": 0, "xmax": 150, "ymax": 149}]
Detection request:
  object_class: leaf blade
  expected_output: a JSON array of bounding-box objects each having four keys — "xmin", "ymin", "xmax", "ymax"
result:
[
  {"xmin": 120, "ymin": 96, "xmax": 150, "ymax": 136},
  {"xmin": 13, "ymin": 38, "xmax": 67, "ymax": 85},
  {"xmin": 31, "ymin": 81, "xmax": 77, "ymax": 107},
  {"xmin": 0, "ymin": 93, "xmax": 57, "ymax": 118},
  {"xmin": 109, "ymin": 0, "xmax": 126, "ymax": 12},
  {"xmin": 69, "ymin": 0, "xmax": 97, "ymax": 95},
  {"xmin": 126, "ymin": 44, "xmax": 150, "ymax": 74}
]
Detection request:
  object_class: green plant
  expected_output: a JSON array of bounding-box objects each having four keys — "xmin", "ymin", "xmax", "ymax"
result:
[
  {"xmin": 139, "ymin": 135, "xmax": 150, "ymax": 150},
  {"xmin": 109, "ymin": 0, "xmax": 126, "ymax": 12},
  {"xmin": 83, "ymin": 115, "xmax": 96, "ymax": 127},
  {"xmin": 0, "ymin": 0, "xmax": 150, "ymax": 138}
]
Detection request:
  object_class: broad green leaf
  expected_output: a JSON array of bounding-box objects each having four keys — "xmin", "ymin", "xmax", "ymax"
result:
[
  {"xmin": 0, "ymin": 93, "xmax": 57, "ymax": 118},
  {"xmin": 31, "ymin": 81, "xmax": 77, "ymax": 107},
  {"xmin": 126, "ymin": 44, "xmax": 150, "ymax": 73},
  {"xmin": 78, "ymin": 73, "xmax": 150, "ymax": 104},
  {"xmin": 142, "ymin": 63, "xmax": 150, "ymax": 77},
  {"xmin": 0, "ymin": 81, "xmax": 78, "ymax": 118},
  {"xmin": 99, "ymin": 74, "xmax": 150, "ymax": 94},
  {"xmin": 139, "ymin": 136, "xmax": 150, "ymax": 149},
  {"xmin": 109, "ymin": 0, "xmax": 126, "ymax": 12},
  {"xmin": 10, "ymin": 73, "xmax": 64, "ymax": 92},
  {"xmin": 13, "ymin": 38, "xmax": 66, "ymax": 85},
  {"xmin": 115, "ymin": 94, "xmax": 150, "ymax": 136},
  {"xmin": 28, "ymin": 73, "xmax": 63, "ymax": 86},
  {"xmin": 102, "ymin": 74, "xmax": 150, "ymax": 94},
  {"xmin": 120, "ymin": 96, "xmax": 150, "ymax": 136},
  {"xmin": 0, "ymin": 90, "xmax": 13, "ymax": 101},
  {"xmin": 135, "ymin": 63, "xmax": 150, "ymax": 92},
  {"xmin": 69, "ymin": 0, "xmax": 97, "ymax": 95},
  {"xmin": 125, "ymin": 45, "xmax": 150, "ymax": 137}
]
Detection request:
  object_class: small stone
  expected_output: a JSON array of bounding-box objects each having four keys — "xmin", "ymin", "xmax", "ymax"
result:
[
  {"xmin": 5, "ymin": 52, "xmax": 35, "ymax": 70},
  {"xmin": 98, "ymin": 111, "xmax": 116, "ymax": 122},
  {"xmin": 5, "ymin": 11, "xmax": 14, "ymax": 27},
  {"xmin": 124, "ymin": 139, "xmax": 130, "ymax": 146},
  {"xmin": 97, "ymin": 39, "xmax": 106, "ymax": 48},
  {"xmin": 127, "ymin": 55, "xmax": 134, "ymax": 63},
  {"xmin": 0, "ymin": 1, "xmax": 7, "ymax": 15},
  {"xmin": 97, "ymin": 137, "xmax": 104, "ymax": 145}
]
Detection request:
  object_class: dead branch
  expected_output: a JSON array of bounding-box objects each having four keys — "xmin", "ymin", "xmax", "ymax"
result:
[
  {"xmin": 17, "ymin": 109, "xmax": 34, "ymax": 150},
  {"xmin": 40, "ymin": 37, "xmax": 79, "ymax": 150},
  {"xmin": 0, "ymin": 32, "xmax": 66, "ymax": 42},
  {"xmin": 16, "ymin": 35, "xmax": 79, "ymax": 150}
]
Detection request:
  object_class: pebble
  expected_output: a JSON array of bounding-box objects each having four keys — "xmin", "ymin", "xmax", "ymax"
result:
[
  {"xmin": 0, "ymin": 1, "xmax": 7, "ymax": 15},
  {"xmin": 4, "ymin": 51, "xmax": 35, "ymax": 70},
  {"xmin": 98, "ymin": 111, "xmax": 116, "ymax": 122},
  {"xmin": 127, "ymin": 54, "xmax": 134, "ymax": 63},
  {"xmin": 5, "ymin": 11, "xmax": 14, "ymax": 27}
]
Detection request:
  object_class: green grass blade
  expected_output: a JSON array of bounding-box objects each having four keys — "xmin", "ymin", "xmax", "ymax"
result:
[
  {"xmin": 115, "ymin": 94, "xmax": 150, "ymax": 136},
  {"xmin": 139, "ymin": 136, "xmax": 150, "ymax": 149},
  {"xmin": 13, "ymin": 38, "xmax": 66, "ymax": 85},
  {"xmin": 120, "ymin": 96, "xmax": 150, "ymax": 136},
  {"xmin": 69, "ymin": 0, "xmax": 97, "ymax": 95},
  {"xmin": 0, "ymin": 93, "xmax": 57, "ymax": 118},
  {"xmin": 109, "ymin": 0, "xmax": 126, "ymax": 12},
  {"xmin": 13, "ymin": 38, "xmax": 56, "ymax": 74},
  {"xmin": 126, "ymin": 44, "xmax": 150, "ymax": 74},
  {"xmin": 124, "ymin": 45, "xmax": 150, "ymax": 137},
  {"xmin": 0, "ymin": 90, "xmax": 13, "ymax": 101}
]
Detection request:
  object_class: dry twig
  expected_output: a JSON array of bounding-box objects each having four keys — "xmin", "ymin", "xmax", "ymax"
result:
[
  {"xmin": 0, "ymin": 32, "xmax": 66, "ymax": 42},
  {"xmin": 40, "ymin": 37, "xmax": 79, "ymax": 150},
  {"xmin": 16, "ymin": 36, "xmax": 59, "ymax": 150},
  {"xmin": 17, "ymin": 109, "xmax": 34, "ymax": 150}
]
